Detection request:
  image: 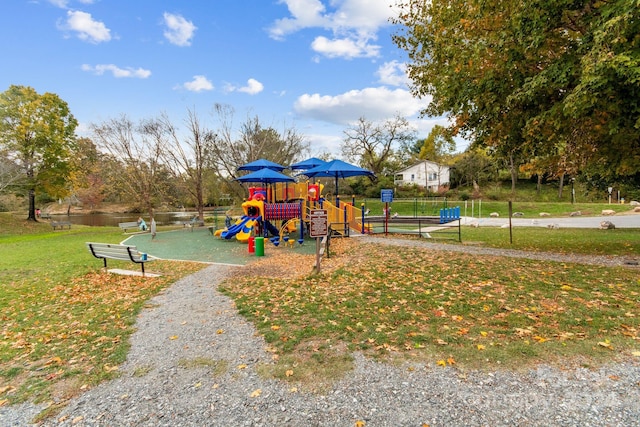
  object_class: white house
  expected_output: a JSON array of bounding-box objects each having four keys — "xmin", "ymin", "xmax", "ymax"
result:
[{"xmin": 394, "ymin": 160, "xmax": 450, "ymax": 191}]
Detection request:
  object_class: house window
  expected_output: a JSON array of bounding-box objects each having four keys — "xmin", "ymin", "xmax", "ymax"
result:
[
  {"xmin": 411, "ymin": 174, "xmax": 415, "ymax": 182},
  {"xmin": 394, "ymin": 174, "xmax": 404, "ymax": 181},
  {"xmin": 428, "ymin": 172, "xmax": 438, "ymax": 181}
]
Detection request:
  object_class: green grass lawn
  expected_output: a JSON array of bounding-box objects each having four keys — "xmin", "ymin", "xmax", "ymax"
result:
[
  {"xmin": 359, "ymin": 198, "xmax": 634, "ymax": 218},
  {"xmin": 0, "ymin": 213, "xmax": 207, "ymax": 411},
  {"xmin": 2, "ymin": 210, "xmax": 639, "ymax": 409},
  {"xmin": 220, "ymin": 238, "xmax": 640, "ymax": 390}
]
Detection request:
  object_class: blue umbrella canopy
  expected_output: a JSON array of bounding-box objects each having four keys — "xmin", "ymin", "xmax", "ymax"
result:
[
  {"xmin": 297, "ymin": 159, "xmax": 375, "ymax": 203},
  {"xmin": 237, "ymin": 158, "xmax": 287, "ymax": 172},
  {"xmin": 289, "ymin": 157, "xmax": 327, "ymax": 171},
  {"xmin": 236, "ymin": 167, "xmax": 295, "ymax": 183}
]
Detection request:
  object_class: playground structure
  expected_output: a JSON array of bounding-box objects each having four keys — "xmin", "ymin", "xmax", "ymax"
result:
[
  {"xmin": 214, "ymin": 179, "xmax": 462, "ymax": 245},
  {"xmin": 214, "ymin": 181, "xmax": 374, "ymax": 245}
]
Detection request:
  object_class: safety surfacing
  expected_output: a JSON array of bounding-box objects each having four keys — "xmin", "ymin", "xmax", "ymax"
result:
[{"xmin": 123, "ymin": 227, "xmax": 315, "ymax": 265}]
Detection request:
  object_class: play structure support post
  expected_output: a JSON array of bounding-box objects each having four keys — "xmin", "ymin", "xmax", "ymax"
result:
[
  {"xmin": 299, "ymin": 200, "xmax": 304, "ymax": 241},
  {"xmin": 361, "ymin": 203, "xmax": 366, "ymax": 234}
]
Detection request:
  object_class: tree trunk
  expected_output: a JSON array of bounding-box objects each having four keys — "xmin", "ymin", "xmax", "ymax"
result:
[
  {"xmin": 558, "ymin": 173, "xmax": 565, "ymax": 199},
  {"xmin": 537, "ymin": 174, "xmax": 542, "ymax": 194},
  {"xmin": 27, "ymin": 188, "xmax": 37, "ymax": 221}
]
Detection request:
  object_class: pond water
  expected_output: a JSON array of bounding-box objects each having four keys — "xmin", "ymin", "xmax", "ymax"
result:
[{"xmin": 44, "ymin": 211, "xmax": 226, "ymax": 227}]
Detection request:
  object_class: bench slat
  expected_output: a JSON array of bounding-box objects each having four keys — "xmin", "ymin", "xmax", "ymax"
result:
[
  {"xmin": 86, "ymin": 242, "xmax": 153, "ymax": 275},
  {"xmin": 118, "ymin": 221, "xmax": 142, "ymax": 232}
]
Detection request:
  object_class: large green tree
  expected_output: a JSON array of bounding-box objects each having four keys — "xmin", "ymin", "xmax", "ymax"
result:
[
  {"xmin": 393, "ymin": 0, "xmax": 640, "ymax": 188},
  {"xmin": 0, "ymin": 85, "xmax": 78, "ymax": 220}
]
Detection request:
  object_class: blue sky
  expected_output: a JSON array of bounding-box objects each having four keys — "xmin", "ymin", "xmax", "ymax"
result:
[{"xmin": 1, "ymin": 0, "xmax": 459, "ymax": 157}]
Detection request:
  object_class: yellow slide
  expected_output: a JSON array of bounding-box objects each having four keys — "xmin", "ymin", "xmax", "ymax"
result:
[{"xmin": 235, "ymin": 218, "xmax": 258, "ymax": 243}]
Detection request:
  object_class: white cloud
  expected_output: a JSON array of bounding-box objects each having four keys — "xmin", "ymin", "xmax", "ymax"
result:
[
  {"xmin": 48, "ymin": 0, "xmax": 69, "ymax": 7},
  {"xmin": 269, "ymin": 0, "xmax": 397, "ymax": 59},
  {"xmin": 81, "ymin": 64, "xmax": 151, "ymax": 78},
  {"xmin": 311, "ymin": 35, "xmax": 380, "ymax": 59},
  {"xmin": 225, "ymin": 78, "xmax": 264, "ymax": 95},
  {"xmin": 181, "ymin": 75, "xmax": 213, "ymax": 92},
  {"xmin": 268, "ymin": 0, "xmax": 329, "ymax": 40},
  {"xmin": 163, "ymin": 12, "xmax": 196, "ymax": 46},
  {"xmin": 60, "ymin": 10, "xmax": 111, "ymax": 43},
  {"xmin": 47, "ymin": 0, "xmax": 94, "ymax": 9},
  {"xmin": 294, "ymin": 86, "xmax": 426, "ymax": 125},
  {"xmin": 305, "ymin": 132, "xmax": 343, "ymax": 156},
  {"xmin": 376, "ymin": 60, "xmax": 409, "ymax": 87}
]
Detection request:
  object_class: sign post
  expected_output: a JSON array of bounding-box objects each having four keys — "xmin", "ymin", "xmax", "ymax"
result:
[
  {"xmin": 309, "ymin": 209, "xmax": 328, "ymax": 273},
  {"xmin": 381, "ymin": 189, "xmax": 394, "ymax": 235}
]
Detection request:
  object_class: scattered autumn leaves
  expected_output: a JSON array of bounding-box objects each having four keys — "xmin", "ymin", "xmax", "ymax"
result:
[
  {"xmin": 221, "ymin": 238, "xmax": 640, "ymax": 372},
  {"xmin": 0, "ymin": 260, "xmax": 206, "ymax": 406}
]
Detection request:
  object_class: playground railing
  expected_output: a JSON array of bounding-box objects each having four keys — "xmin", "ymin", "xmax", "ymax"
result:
[{"xmin": 363, "ymin": 207, "xmax": 461, "ymax": 241}]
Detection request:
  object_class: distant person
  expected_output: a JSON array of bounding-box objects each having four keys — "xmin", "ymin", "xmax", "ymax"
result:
[
  {"xmin": 137, "ymin": 217, "xmax": 147, "ymax": 231},
  {"xmin": 36, "ymin": 208, "xmax": 41, "ymax": 218}
]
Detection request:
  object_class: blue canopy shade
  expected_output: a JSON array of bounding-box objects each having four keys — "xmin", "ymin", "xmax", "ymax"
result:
[
  {"xmin": 237, "ymin": 158, "xmax": 287, "ymax": 172},
  {"xmin": 299, "ymin": 159, "xmax": 374, "ymax": 180},
  {"xmin": 236, "ymin": 167, "xmax": 295, "ymax": 183},
  {"xmin": 297, "ymin": 159, "xmax": 375, "ymax": 203},
  {"xmin": 289, "ymin": 157, "xmax": 327, "ymax": 171}
]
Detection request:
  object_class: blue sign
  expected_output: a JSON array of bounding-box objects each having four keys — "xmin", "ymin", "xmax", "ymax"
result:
[{"xmin": 381, "ymin": 189, "xmax": 394, "ymax": 203}]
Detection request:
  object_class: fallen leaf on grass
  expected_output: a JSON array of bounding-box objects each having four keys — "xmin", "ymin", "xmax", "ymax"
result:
[
  {"xmin": 169, "ymin": 335, "xmax": 179, "ymax": 340},
  {"xmin": 598, "ymin": 340, "xmax": 614, "ymax": 350},
  {"xmin": 477, "ymin": 344, "xmax": 486, "ymax": 350},
  {"xmin": 355, "ymin": 421, "xmax": 366, "ymax": 427},
  {"xmin": 285, "ymin": 370, "xmax": 294, "ymax": 377},
  {"xmin": 437, "ymin": 360, "xmax": 447, "ymax": 367},
  {"xmin": 237, "ymin": 364, "xmax": 248, "ymax": 369},
  {"xmin": 45, "ymin": 356, "xmax": 63, "ymax": 366},
  {"xmin": 632, "ymin": 351, "xmax": 640, "ymax": 357},
  {"xmin": 250, "ymin": 389, "xmax": 262, "ymax": 398},
  {"xmin": 0, "ymin": 385, "xmax": 15, "ymax": 394}
]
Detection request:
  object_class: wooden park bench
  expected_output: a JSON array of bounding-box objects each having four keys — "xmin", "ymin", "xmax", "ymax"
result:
[
  {"xmin": 182, "ymin": 217, "xmax": 205, "ymax": 231},
  {"xmin": 40, "ymin": 212, "xmax": 52, "ymax": 219},
  {"xmin": 118, "ymin": 221, "xmax": 141, "ymax": 233},
  {"xmin": 51, "ymin": 220, "xmax": 71, "ymax": 230},
  {"xmin": 86, "ymin": 242, "xmax": 153, "ymax": 276}
]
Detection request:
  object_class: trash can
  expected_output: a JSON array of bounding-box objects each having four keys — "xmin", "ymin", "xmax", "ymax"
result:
[
  {"xmin": 248, "ymin": 236, "xmax": 255, "ymax": 254},
  {"xmin": 255, "ymin": 236, "xmax": 265, "ymax": 257}
]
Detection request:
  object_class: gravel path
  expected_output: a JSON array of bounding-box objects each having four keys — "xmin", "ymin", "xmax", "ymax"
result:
[{"xmin": 2, "ymin": 241, "xmax": 640, "ymax": 427}]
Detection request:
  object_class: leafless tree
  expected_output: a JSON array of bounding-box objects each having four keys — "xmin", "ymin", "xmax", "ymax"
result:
[
  {"xmin": 153, "ymin": 109, "xmax": 214, "ymax": 220},
  {"xmin": 208, "ymin": 104, "xmax": 309, "ymax": 200},
  {"xmin": 342, "ymin": 115, "xmax": 416, "ymax": 177},
  {"xmin": 91, "ymin": 115, "xmax": 166, "ymax": 220}
]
